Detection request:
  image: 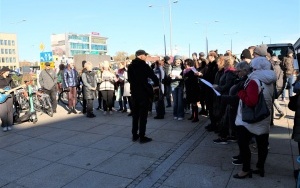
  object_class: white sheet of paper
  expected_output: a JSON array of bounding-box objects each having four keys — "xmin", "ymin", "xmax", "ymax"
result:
[
  {"xmin": 200, "ymin": 78, "xmax": 221, "ymax": 96},
  {"xmin": 171, "ymin": 70, "xmax": 181, "ymax": 79}
]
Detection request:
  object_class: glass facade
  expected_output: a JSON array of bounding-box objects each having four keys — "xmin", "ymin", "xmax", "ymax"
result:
[{"xmin": 91, "ymin": 44, "xmax": 107, "ymax": 51}]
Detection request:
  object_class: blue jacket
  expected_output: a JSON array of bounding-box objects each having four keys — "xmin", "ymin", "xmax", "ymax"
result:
[{"xmin": 63, "ymin": 69, "xmax": 79, "ymax": 88}]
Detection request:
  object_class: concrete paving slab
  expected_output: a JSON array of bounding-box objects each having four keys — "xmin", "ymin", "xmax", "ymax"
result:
[
  {"xmin": 61, "ymin": 132, "xmax": 107, "ymax": 147},
  {"xmin": 122, "ymin": 141, "xmax": 174, "ymax": 159},
  {"xmin": 149, "ymin": 129, "xmax": 187, "ymax": 144},
  {"xmin": 0, "ymin": 133, "xmax": 31, "ymax": 149},
  {"xmin": 15, "ymin": 126, "xmax": 58, "ymax": 137},
  {"xmin": 0, "ymin": 149, "xmax": 23, "ymax": 166},
  {"xmin": 86, "ymin": 124, "xmax": 127, "ymax": 136},
  {"xmin": 36, "ymin": 129, "xmax": 79, "ymax": 142},
  {"xmin": 93, "ymin": 153, "xmax": 156, "ymax": 179},
  {"xmin": 184, "ymin": 146, "xmax": 235, "ymax": 171},
  {"xmin": 160, "ymin": 121, "xmax": 198, "ymax": 132},
  {"xmin": 63, "ymin": 171, "xmax": 132, "ymax": 188},
  {"xmin": 58, "ymin": 147, "xmax": 116, "ymax": 169},
  {"xmin": 29, "ymin": 143, "xmax": 83, "ymax": 162},
  {"xmin": 0, "ymin": 156, "xmax": 50, "ymax": 182},
  {"xmin": 4, "ymin": 137, "xmax": 54, "ymax": 155},
  {"xmin": 89, "ymin": 136, "xmax": 134, "ymax": 152},
  {"xmin": 16, "ymin": 163, "xmax": 87, "ymax": 188},
  {"xmin": 163, "ymin": 163, "xmax": 232, "ymax": 188}
]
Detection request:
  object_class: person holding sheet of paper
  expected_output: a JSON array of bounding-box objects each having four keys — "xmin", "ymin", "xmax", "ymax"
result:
[
  {"xmin": 183, "ymin": 59, "xmax": 200, "ymax": 122},
  {"xmin": 170, "ymin": 56, "xmax": 184, "ymax": 120}
]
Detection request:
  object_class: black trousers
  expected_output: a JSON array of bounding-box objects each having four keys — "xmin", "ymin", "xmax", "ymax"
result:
[
  {"xmin": 0, "ymin": 97, "xmax": 13, "ymax": 127},
  {"xmin": 86, "ymin": 99, "xmax": 94, "ymax": 115},
  {"xmin": 131, "ymin": 97, "xmax": 150, "ymax": 137},
  {"xmin": 155, "ymin": 97, "xmax": 165, "ymax": 117},
  {"xmin": 44, "ymin": 87, "xmax": 57, "ymax": 111},
  {"xmin": 101, "ymin": 90, "xmax": 114, "ymax": 111},
  {"xmin": 237, "ymin": 126, "xmax": 269, "ymax": 172}
]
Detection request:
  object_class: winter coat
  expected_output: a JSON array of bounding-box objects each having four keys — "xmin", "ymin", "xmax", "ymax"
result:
[
  {"xmin": 82, "ymin": 71, "xmax": 97, "ymax": 100},
  {"xmin": 184, "ymin": 69, "xmax": 200, "ymax": 103},
  {"xmin": 0, "ymin": 75, "xmax": 15, "ymax": 89},
  {"xmin": 128, "ymin": 57, "xmax": 159, "ymax": 101},
  {"xmin": 203, "ymin": 60, "xmax": 218, "ymax": 84},
  {"xmin": 271, "ymin": 59, "xmax": 284, "ymax": 98},
  {"xmin": 293, "ymin": 92, "xmax": 300, "ymax": 142},
  {"xmin": 39, "ymin": 69, "xmax": 57, "ymax": 90},
  {"xmin": 99, "ymin": 70, "xmax": 116, "ymax": 91},
  {"xmin": 63, "ymin": 68, "xmax": 79, "ymax": 88},
  {"xmin": 215, "ymin": 69, "xmax": 237, "ymax": 95},
  {"xmin": 235, "ymin": 70, "xmax": 276, "ymax": 135},
  {"xmin": 283, "ymin": 56, "xmax": 294, "ymax": 76}
]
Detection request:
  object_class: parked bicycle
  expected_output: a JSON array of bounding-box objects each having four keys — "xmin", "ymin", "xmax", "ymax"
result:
[
  {"xmin": 33, "ymin": 88, "xmax": 53, "ymax": 117},
  {"xmin": 58, "ymin": 86, "xmax": 83, "ymax": 106}
]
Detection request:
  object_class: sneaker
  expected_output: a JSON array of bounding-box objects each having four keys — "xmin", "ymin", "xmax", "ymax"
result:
[
  {"xmin": 109, "ymin": 111, "xmax": 113, "ymax": 115},
  {"xmin": 7, "ymin": 126, "xmax": 12, "ymax": 131},
  {"xmin": 2, "ymin": 127, "xmax": 8, "ymax": 132},
  {"xmin": 232, "ymin": 159, "xmax": 243, "ymax": 166},
  {"xmin": 140, "ymin": 136, "xmax": 152, "ymax": 144},
  {"xmin": 227, "ymin": 136, "xmax": 237, "ymax": 143},
  {"xmin": 177, "ymin": 117, "xmax": 183, "ymax": 121},
  {"xmin": 213, "ymin": 138, "xmax": 228, "ymax": 145},
  {"xmin": 174, "ymin": 117, "xmax": 178, "ymax": 120},
  {"xmin": 122, "ymin": 109, "xmax": 127, "ymax": 113},
  {"xmin": 103, "ymin": 111, "xmax": 107, "ymax": 115},
  {"xmin": 232, "ymin": 155, "xmax": 240, "ymax": 161}
]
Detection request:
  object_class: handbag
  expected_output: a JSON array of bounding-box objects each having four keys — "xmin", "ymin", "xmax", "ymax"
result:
[
  {"xmin": 288, "ymin": 94, "xmax": 299, "ymax": 111},
  {"xmin": 242, "ymin": 80, "xmax": 270, "ymax": 124}
]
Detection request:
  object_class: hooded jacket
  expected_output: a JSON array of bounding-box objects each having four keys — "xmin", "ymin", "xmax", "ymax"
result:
[{"xmin": 235, "ymin": 57, "xmax": 277, "ymax": 135}]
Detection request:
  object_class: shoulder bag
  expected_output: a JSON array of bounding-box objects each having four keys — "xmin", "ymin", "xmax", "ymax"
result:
[
  {"xmin": 242, "ymin": 80, "xmax": 270, "ymax": 124},
  {"xmin": 288, "ymin": 94, "xmax": 299, "ymax": 111}
]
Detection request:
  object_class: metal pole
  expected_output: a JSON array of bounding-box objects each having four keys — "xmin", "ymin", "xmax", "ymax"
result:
[{"xmin": 168, "ymin": 0, "xmax": 173, "ymax": 56}]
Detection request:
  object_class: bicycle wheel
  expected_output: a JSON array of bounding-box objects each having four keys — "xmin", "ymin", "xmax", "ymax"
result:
[
  {"xmin": 32, "ymin": 94, "xmax": 42, "ymax": 112},
  {"xmin": 44, "ymin": 96, "xmax": 53, "ymax": 117},
  {"xmin": 59, "ymin": 90, "xmax": 69, "ymax": 105}
]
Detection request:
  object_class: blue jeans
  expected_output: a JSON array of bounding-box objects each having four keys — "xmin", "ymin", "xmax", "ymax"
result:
[
  {"xmin": 172, "ymin": 87, "xmax": 184, "ymax": 118},
  {"xmin": 283, "ymin": 75, "xmax": 294, "ymax": 98}
]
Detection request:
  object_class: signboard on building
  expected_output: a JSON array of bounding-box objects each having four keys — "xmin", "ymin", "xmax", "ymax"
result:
[{"xmin": 91, "ymin": 32, "xmax": 100, "ymax": 36}]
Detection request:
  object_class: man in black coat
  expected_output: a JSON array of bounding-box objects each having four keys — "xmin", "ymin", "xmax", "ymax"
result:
[{"xmin": 128, "ymin": 50, "xmax": 159, "ymax": 143}]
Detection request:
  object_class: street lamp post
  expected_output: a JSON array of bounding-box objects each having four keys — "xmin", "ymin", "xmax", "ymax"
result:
[
  {"xmin": 264, "ymin": 36, "xmax": 272, "ymax": 44},
  {"xmin": 149, "ymin": 1, "xmax": 178, "ymax": 56},
  {"xmin": 224, "ymin": 32, "xmax": 238, "ymax": 53},
  {"xmin": 168, "ymin": 0, "xmax": 178, "ymax": 57},
  {"xmin": 195, "ymin": 20, "xmax": 219, "ymax": 55}
]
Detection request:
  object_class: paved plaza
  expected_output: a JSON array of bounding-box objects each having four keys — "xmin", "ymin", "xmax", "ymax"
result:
[{"xmin": 0, "ymin": 100, "xmax": 297, "ymax": 188}]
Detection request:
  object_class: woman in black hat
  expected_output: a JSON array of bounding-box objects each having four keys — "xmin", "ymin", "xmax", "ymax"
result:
[{"xmin": 0, "ymin": 67, "xmax": 15, "ymax": 131}]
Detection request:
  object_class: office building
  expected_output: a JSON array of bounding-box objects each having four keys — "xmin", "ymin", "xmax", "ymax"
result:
[
  {"xmin": 51, "ymin": 32, "xmax": 108, "ymax": 59},
  {"xmin": 0, "ymin": 33, "xmax": 20, "ymax": 69}
]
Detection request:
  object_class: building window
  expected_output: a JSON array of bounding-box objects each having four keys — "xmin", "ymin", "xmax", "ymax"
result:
[
  {"xmin": 12, "ymin": 49, "xmax": 15, "ymax": 54},
  {"xmin": 9, "ymin": 49, "xmax": 12, "ymax": 54},
  {"xmin": 1, "ymin": 58, "xmax": 4, "ymax": 62},
  {"xmin": 8, "ymin": 40, "xmax": 11, "ymax": 46},
  {"xmin": 92, "ymin": 44, "xmax": 107, "ymax": 51},
  {"xmin": 6, "ymin": 57, "xmax": 9, "ymax": 63},
  {"xmin": 9, "ymin": 57, "xmax": 12, "ymax": 63},
  {"xmin": 5, "ymin": 49, "xmax": 8, "ymax": 54},
  {"xmin": 0, "ymin": 49, "xmax": 3, "ymax": 54},
  {"xmin": 0, "ymin": 40, "xmax": 3, "ymax": 45},
  {"xmin": 4, "ymin": 40, "xmax": 7, "ymax": 45},
  {"xmin": 13, "ymin": 57, "xmax": 16, "ymax": 63},
  {"xmin": 12, "ymin": 40, "xmax": 15, "ymax": 46}
]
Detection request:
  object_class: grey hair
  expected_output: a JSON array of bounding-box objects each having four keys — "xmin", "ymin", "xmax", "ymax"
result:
[{"xmin": 236, "ymin": 61, "xmax": 251, "ymax": 74}]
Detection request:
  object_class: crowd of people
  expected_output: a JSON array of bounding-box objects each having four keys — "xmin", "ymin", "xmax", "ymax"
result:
[{"xmin": 0, "ymin": 44, "xmax": 298, "ymax": 179}]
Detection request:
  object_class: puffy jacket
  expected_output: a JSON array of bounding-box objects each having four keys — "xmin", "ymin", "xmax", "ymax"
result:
[
  {"xmin": 99, "ymin": 70, "xmax": 116, "ymax": 91},
  {"xmin": 63, "ymin": 69, "xmax": 79, "ymax": 88},
  {"xmin": 82, "ymin": 71, "xmax": 97, "ymax": 100},
  {"xmin": 235, "ymin": 70, "xmax": 276, "ymax": 135}
]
